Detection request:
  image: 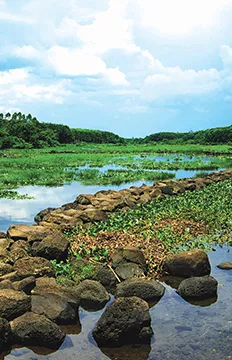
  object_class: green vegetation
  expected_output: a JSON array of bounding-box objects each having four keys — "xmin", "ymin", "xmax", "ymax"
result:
[
  {"xmin": 0, "ymin": 112, "xmax": 232, "ymax": 150},
  {"xmin": 0, "ymin": 112, "xmax": 124, "ymax": 149},
  {"xmin": 0, "ymin": 143, "xmax": 231, "ymax": 199},
  {"xmin": 83, "ymin": 178, "xmax": 232, "ymax": 253}
]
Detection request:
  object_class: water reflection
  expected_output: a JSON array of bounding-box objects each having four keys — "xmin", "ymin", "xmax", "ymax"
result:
[{"xmin": 3, "ymin": 246, "xmax": 232, "ymax": 360}]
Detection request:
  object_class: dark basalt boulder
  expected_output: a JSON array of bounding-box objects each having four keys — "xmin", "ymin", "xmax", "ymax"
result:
[
  {"xmin": 177, "ymin": 276, "xmax": 218, "ymax": 299},
  {"xmin": 115, "ymin": 263, "xmax": 145, "ymax": 281},
  {"xmin": 10, "ymin": 312, "xmax": 65, "ymax": 349},
  {"xmin": 75, "ymin": 280, "xmax": 110, "ymax": 310},
  {"xmin": 31, "ymin": 292, "xmax": 79, "ymax": 324},
  {"xmin": 111, "ymin": 247, "xmax": 147, "ymax": 273},
  {"xmin": 13, "ymin": 257, "xmax": 55, "ymax": 279},
  {"xmin": 163, "ymin": 249, "xmax": 211, "ymax": 278},
  {"xmin": 91, "ymin": 265, "xmax": 117, "ymax": 289},
  {"xmin": 0, "ymin": 318, "xmax": 11, "ymax": 352},
  {"xmin": 93, "ymin": 296, "xmax": 153, "ymax": 347},
  {"xmin": 0, "ymin": 289, "xmax": 31, "ymax": 320},
  {"xmin": 116, "ymin": 278, "xmax": 165, "ymax": 301},
  {"xmin": 31, "ymin": 234, "xmax": 70, "ymax": 261}
]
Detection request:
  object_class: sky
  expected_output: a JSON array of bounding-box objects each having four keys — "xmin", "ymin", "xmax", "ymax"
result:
[{"xmin": 1, "ymin": 0, "xmax": 232, "ymax": 137}]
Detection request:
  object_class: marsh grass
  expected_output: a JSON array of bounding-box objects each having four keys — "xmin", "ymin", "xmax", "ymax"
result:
[{"xmin": 0, "ymin": 143, "xmax": 231, "ymax": 199}]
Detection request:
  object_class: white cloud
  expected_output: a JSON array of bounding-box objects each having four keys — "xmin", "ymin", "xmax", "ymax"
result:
[
  {"xmin": 13, "ymin": 45, "xmax": 41, "ymax": 60},
  {"xmin": 136, "ymin": 0, "xmax": 232, "ymax": 35},
  {"xmin": 220, "ymin": 45, "xmax": 232, "ymax": 67},
  {"xmin": 0, "ymin": 68, "xmax": 29, "ymax": 85}
]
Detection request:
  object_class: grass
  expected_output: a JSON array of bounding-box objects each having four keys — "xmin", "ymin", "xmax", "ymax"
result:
[
  {"xmin": 0, "ymin": 143, "xmax": 231, "ymax": 199},
  {"xmin": 65, "ymin": 178, "xmax": 232, "ymax": 277}
]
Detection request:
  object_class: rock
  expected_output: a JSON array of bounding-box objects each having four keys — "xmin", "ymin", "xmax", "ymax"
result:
[
  {"xmin": 0, "ymin": 318, "xmax": 11, "ymax": 352},
  {"xmin": 0, "ymin": 289, "xmax": 31, "ymax": 320},
  {"xmin": 7, "ymin": 240, "xmax": 31, "ymax": 263},
  {"xmin": 34, "ymin": 207, "xmax": 56, "ymax": 224},
  {"xmin": 0, "ymin": 262, "xmax": 13, "ymax": 276},
  {"xmin": 92, "ymin": 297, "xmax": 153, "ymax": 347},
  {"xmin": 0, "ymin": 239, "xmax": 11, "ymax": 258},
  {"xmin": 163, "ymin": 249, "xmax": 211, "ymax": 277},
  {"xmin": 79, "ymin": 208, "xmax": 108, "ymax": 223},
  {"xmin": 0, "ymin": 271, "xmax": 19, "ymax": 282},
  {"xmin": 14, "ymin": 257, "xmax": 55, "ymax": 278},
  {"xmin": 75, "ymin": 280, "xmax": 110, "ymax": 310},
  {"xmin": 31, "ymin": 234, "xmax": 70, "ymax": 261},
  {"xmin": 115, "ymin": 263, "xmax": 145, "ymax": 281},
  {"xmin": 111, "ymin": 247, "xmax": 147, "ymax": 273},
  {"xmin": 217, "ymin": 262, "xmax": 232, "ymax": 270},
  {"xmin": 116, "ymin": 278, "xmax": 165, "ymax": 301},
  {"xmin": 32, "ymin": 277, "xmax": 80, "ymax": 307},
  {"xmin": 13, "ymin": 276, "xmax": 36, "ymax": 294},
  {"xmin": 10, "ymin": 312, "xmax": 65, "ymax": 349},
  {"xmin": 91, "ymin": 265, "xmax": 117, "ymax": 289},
  {"xmin": 31, "ymin": 292, "xmax": 79, "ymax": 324},
  {"xmin": 0, "ymin": 280, "xmax": 14, "ymax": 290},
  {"xmin": 7, "ymin": 225, "xmax": 52, "ymax": 242},
  {"xmin": 75, "ymin": 194, "xmax": 93, "ymax": 205},
  {"xmin": 177, "ymin": 276, "xmax": 218, "ymax": 299}
]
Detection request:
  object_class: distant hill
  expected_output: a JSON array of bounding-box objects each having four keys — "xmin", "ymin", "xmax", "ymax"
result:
[{"xmin": 0, "ymin": 112, "xmax": 231, "ymax": 149}]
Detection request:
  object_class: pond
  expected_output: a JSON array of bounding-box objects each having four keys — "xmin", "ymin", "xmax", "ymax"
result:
[{"xmin": 2, "ymin": 245, "xmax": 232, "ymax": 360}]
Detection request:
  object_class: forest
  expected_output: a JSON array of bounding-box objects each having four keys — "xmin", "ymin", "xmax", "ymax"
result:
[{"xmin": 0, "ymin": 112, "xmax": 231, "ymax": 149}]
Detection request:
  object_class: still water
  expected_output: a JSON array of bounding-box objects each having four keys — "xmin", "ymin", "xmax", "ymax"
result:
[
  {"xmin": 1, "ymin": 246, "xmax": 231, "ymax": 360},
  {"xmin": 0, "ymin": 169, "xmax": 223, "ymax": 233}
]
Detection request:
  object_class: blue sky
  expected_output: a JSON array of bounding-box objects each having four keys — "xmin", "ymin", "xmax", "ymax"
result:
[{"xmin": 1, "ymin": 0, "xmax": 232, "ymax": 137}]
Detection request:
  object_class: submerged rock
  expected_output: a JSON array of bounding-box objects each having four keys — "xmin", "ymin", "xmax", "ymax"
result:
[
  {"xmin": 93, "ymin": 296, "xmax": 153, "ymax": 347},
  {"xmin": 10, "ymin": 312, "xmax": 65, "ymax": 349},
  {"xmin": 116, "ymin": 278, "xmax": 165, "ymax": 301},
  {"xmin": 217, "ymin": 262, "xmax": 232, "ymax": 270},
  {"xmin": 177, "ymin": 276, "xmax": 218, "ymax": 299},
  {"xmin": 163, "ymin": 249, "xmax": 211, "ymax": 278}
]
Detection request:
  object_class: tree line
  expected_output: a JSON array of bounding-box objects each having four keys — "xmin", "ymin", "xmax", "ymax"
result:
[
  {"xmin": 0, "ymin": 112, "xmax": 231, "ymax": 149},
  {"xmin": 0, "ymin": 112, "xmax": 124, "ymax": 149}
]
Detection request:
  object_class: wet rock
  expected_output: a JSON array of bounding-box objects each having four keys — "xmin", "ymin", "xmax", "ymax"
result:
[
  {"xmin": 217, "ymin": 262, "xmax": 232, "ymax": 270},
  {"xmin": 0, "ymin": 289, "xmax": 31, "ymax": 320},
  {"xmin": 31, "ymin": 292, "xmax": 79, "ymax": 324},
  {"xmin": 115, "ymin": 263, "xmax": 145, "ymax": 281},
  {"xmin": 31, "ymin": 234, "xmax": 69, "ymax": 261},
  {"xmin": 111, "ymin": 247, "xmax": 147, "ymax": 273},
  {"xmin": 116, "ymin": 278, "xmax": 165, "ymax": 301},
  {"xmin": 93, "ymin": 296, "xmax": 153, "ymax": 347},
  {"xmin": 177, "ymin": 276, "xmax": 218, "ymax": 299},
  {"xmin": 75, "ymin": 280, "xmax": 110, "ymax": 310},
  {"xmin": 0, "ymin": 262, "xmax": 13, "ymax": 276},
  {"xmin": 14, "ymin": 257, "xmax": 55, "ymax": 279},
  {"xmin": 10, "ymin": 312, "xmax": 65, "ymax": 349},
  {"xmin": 13, "ymin": 276, "xmax": 36, "ymax": 294},
  {"xmin": 0, "ymin": 318, "xmax": 11, "ymax": 352},
  {"xmin": 163, "ymin": 249, "xmax": 211, "ymax": 277}
]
